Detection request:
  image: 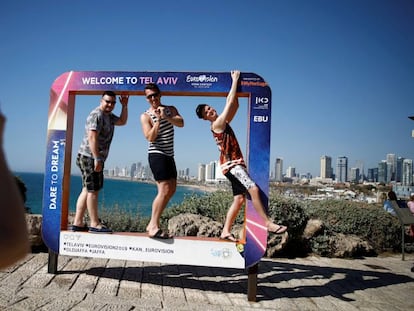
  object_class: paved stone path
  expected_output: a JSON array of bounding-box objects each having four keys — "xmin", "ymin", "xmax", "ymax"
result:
[{"xmin": 1, "ymin": 252, "xmax": 413, "ymax": 310}]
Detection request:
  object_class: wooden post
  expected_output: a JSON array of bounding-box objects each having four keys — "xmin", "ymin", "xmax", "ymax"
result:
[
  {"xmin": 247, "ymin": 263, "xmax": 258, "ymax": 301},
  {"xmin": 48, "ymin": 249, "xmax": 58, "ymax": 274}
]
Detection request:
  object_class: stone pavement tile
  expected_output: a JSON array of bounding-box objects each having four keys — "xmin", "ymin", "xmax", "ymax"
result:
[
  {"xmin": 161, "ymin": 265, "xmax": 189, "ymax": 303},
  {"xmin": 9, "ymin": 288, "xmax": 85, "ymax": 311},
  {"xmin": 0, "ymin": 290, "xmax": 23, "ymax": 310},
  {"xmin": 256, "ymin": 277, "xmax": 301, "ymax": 310},
  {"xmin": 140, "ymin": 283, "xmax": 163, "ymax": 301},
  {"xmin": 182, "ymin": 288, "xmax": 208, "ymax": 304},
  {"xmin": 226, "ymin": 292, "xmax": 253, "ymax": 308},
  {"xmin": 263, "ymin": 297, "xmax": 301, "ymax": 311},
  {"xmin": 0, "ymin": 254, "xmax": 35, "ymax": 274},
  {"xmin": 354, "ymin": 286, "xmax": 412, "ymax": 311},
  {"xmin": 188, "ymin": 263, "xmax": 248, "ymax": 308},
  {"xmin": 117, "ymin": 259, "xmax": 144, "ymax": 299},
  {"xmin": 140, "ymin": 261, "xmax": 165, "ymax": 301},
  {"xmin": 289, "ymin": 261, "xmax": 361, "ymax": 311},
  {"xmin": 197, "ymin": 303, "xmax": 246, "ymax": 311},
  {"xmin": 69, "ymin": 256, "xmax": 107, "ymax": 293},
  {"xmin": 47, "ymin": 257, "xmax": 91, "ymax": 291},
  {"xmin": 204, "ymin": 291, "xmax": 233, "ymax": 307},
  {"xmin": 311, "ymin": 296, "xmax": 356, "ymax": 311},
  {"xmin": 23, "ymin": 264, "xmax": 54, "ymax": 289},
  {"xmin": 1, "ymin": 253, "xmax": 47, "ymax": 288},
  {"xmin": 389, "ymin": 282, "xmax": 414, "ymax": 305},
  {"xmin": 117, "ymin": 280, "xmax": 142, "ymax": 301},
  {"xmin": 162, "ymin": 285, "xmax": 186, "ymax": 302},
  {"xmin": 37, "ymin": 291, "xmax": 87, "ymax": 311},
  {"xmin": 290, "ymin": 297, "xmax": 320, "ymax": 310},
  {"xmin": 73, "ymin": 293, "xmax": 148, "ymax": 311},
  {"xmin": 93, "ymin": 258, "xmax": 126, "ymax": 296},
  {"xmin": 178, "ymin": 265, "xmax": 210, "ymax": 304},
  {"xmin": 160, "ymin": 300, "xmax": 202, "ymax": 311},
  {"xmin": 368, "ymin": 285, "xmax": 407, "ymax": 307}
]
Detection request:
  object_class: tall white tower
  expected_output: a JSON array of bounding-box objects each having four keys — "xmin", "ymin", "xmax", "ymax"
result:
[
  {"xmin": 320, "ymin": 155, "xmax": 332, "ymax": 178},
  {"xmin": 275, "ymin": 158, "xmax": 283, "ymax": 182}
]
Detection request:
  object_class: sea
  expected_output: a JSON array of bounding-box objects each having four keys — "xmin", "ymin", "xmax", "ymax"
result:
[{"xmin": 14, "ymin": 172, "xmax": 205, "ymax": 216}]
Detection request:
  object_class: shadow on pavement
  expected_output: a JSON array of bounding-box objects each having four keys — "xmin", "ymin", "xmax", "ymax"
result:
[{"xmin": 61, "ymin": 259, "xmax": 414, "ymax": 302}]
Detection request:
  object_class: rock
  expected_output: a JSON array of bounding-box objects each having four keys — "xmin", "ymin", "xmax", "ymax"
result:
[
  {"xmin": 329, "ymin": 233, "xmax": 375, "ymax": 258},
  {"xmin": 303, "ymin": 219, "xmax": 323, "ymax": 239},
  {"xmin": 25, "ymin": 214, "xmax": 44, "ymax": 247},
  {"xmin": 168, "ymin": 213, "xmax": 223, "ymax": 237},
  {"xmin": 266, "ymin": 231, "xmax": 289, "ymax": 257}
]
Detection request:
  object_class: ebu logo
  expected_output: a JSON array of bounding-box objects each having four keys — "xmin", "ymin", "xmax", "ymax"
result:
[{"xmin": 253, "ymin": 115, "xmax": 268, "ymax": 122}]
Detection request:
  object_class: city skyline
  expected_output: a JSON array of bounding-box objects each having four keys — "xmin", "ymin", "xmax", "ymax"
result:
[
  {"xmin": 273, "ymin": 152, "xmax": 414, "ymax": 183},
  {"xmin": 99, "ymin": 150, "xmax": 414, "ymax": 185},
  {"xmin": 2, "ymin": 1, "xmax": 413, "ymax": 178}
]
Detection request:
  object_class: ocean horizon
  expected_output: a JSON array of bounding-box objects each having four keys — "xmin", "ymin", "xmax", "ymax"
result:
[{"xmin": 14, "ymin": 172, "xmax": 205, "ymax": 216}]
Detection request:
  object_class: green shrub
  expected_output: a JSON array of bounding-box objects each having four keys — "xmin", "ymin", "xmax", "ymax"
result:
[
  {"xmin": 303, "ymin": 199, "xmax": 401, "ymax": 252},
  {"xmin": 100, "ymin": 205, "xmax": 149, "ymax": 232},
  {"xmin": 268, "ymin": 192, "xmax": 308, "ymax": 234},
  {"xmin": 267, "ymin": 192, "xmax": 309, "ymax": 256},
  {"xmin": 309, "ymin": 234, "xmax": 331, "ymax": 257}
]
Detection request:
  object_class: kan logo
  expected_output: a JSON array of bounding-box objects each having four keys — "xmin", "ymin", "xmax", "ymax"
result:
[{"xmin": 255, "ymin": 97, "xmax": 269, "ymax": 104}]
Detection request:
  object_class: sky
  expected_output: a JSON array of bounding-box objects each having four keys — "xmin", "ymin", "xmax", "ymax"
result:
[{"xmin": 1, "ymin": 0, "xmax": 413, "ymax": 178}]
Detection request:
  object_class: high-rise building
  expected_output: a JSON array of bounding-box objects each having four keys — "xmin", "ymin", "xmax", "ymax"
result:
[
  {"xmin": 320, "ymin": 155, "xmax": 333, "ymax": 178},
  {"xmin": 336, "ymin": 156, "xmax": 348, "ymax": 182},
  {"xmin": 396, "ymin": 157, "xmax": 404, "ymax": 183},
  {"xmin": 378, "ymin": 161, "xmax": 387, "ymax": 183},
  {"xmin": 118, "ymin": 166, "xmax": 127, "ymax": 177},
  {"xmin": 205, "ymin": 161, "xmax": 216, "ymax": 182},
  {"xmin": 275, "ymin": 158, "xmax": 283, "ymax": 182},
  {"xmin": 402, "ymin": 159, "xmax": 413, "ymax": 186},
  {"xmin": 130, "ymin": 163, "xmax": 137, "ymax": 179},
  {"xmin": 367, "ymin": 168, "xmax": 378, "ymax": 182},
  {"xmin": 286, "ymin": 166, "xmax": 296, "ymax": 178},
  {"xmin": 350, "ymin": 167, "xmax": 360, "ymax": 183},
  {"xmin": 114, "ymin": 166, "xmax": 120, "ymax": 177},
  {"xmin": 197, "ymin": 164, "xmax": 206, "ymax": 182},
  {"xmin": 354, "ymin": 160, "xmax": 365, "ymax": 181},
  {"xmin": 386, "ymin": 154, "xmax": 396, "ymax": 181}
]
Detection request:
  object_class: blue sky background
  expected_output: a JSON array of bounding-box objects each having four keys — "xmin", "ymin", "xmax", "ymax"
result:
[{"xmin": 1, "ymin": 0, "xmax": 413, "ymax": 178}]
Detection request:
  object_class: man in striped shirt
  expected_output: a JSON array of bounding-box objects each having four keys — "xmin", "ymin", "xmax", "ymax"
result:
[{"xmin": 141, "ymin": 83, "xmax": 184, "ymax": 239}]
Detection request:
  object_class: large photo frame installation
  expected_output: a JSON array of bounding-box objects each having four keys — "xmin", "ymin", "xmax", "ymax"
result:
[{"xmin": 42, "ymin": 71, "xmax": 272, "ymax": 270}]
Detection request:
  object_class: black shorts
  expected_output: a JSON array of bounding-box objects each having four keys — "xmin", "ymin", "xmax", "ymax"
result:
[
  {"xmin": 76, "ymin": 154, "xmax": 104, "ymax": 192},
  {"xmin": 224, "ymin": 165, "xmax": 256, "ymax": 196},
  {"xmin": 148, "ymin": 153, "xmax": 177, "ymax": 181}
]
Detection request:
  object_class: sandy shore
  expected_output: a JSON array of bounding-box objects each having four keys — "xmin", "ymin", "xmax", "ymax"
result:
[
  {"xmin": 178, "ymin": 182, "xmax": 221, "ymax": 193},
  {"xmin": 105, "ymin": 175, "xmax": 222, "ymax": 194}
]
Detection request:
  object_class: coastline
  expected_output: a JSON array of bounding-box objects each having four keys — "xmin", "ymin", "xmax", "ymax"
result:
[
  {"xmin": 177, "ymin": 182, "xmax": 219, "ymax": 193},
  {"xmin": 104, "ymin": 174, "xmax": 221, "ymax": 194},
  {"xmin": 17, "ymin": 172, "xmax": 222, "ymax": 216}
]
